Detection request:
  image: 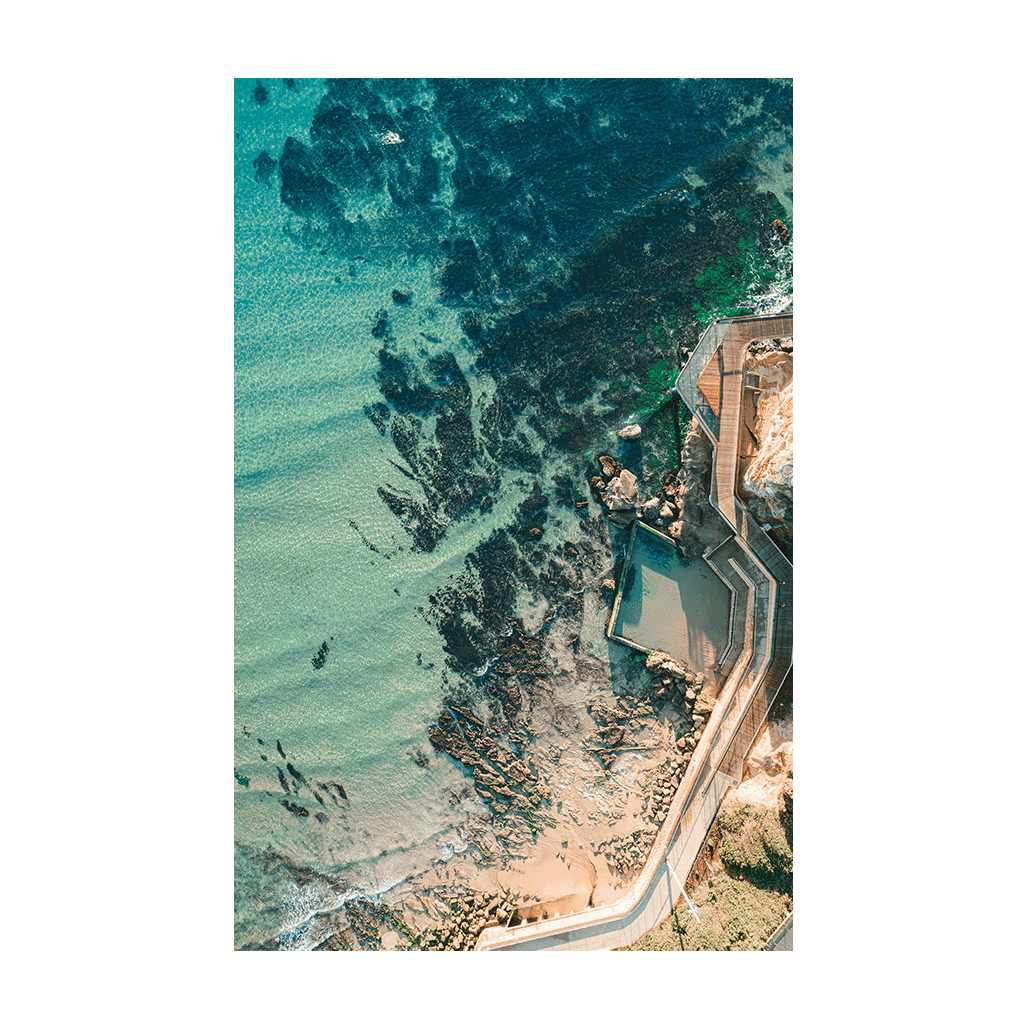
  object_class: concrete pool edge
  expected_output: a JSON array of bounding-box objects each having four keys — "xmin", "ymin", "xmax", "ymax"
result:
[{"xmin": 608, "ymin": 521, "xmax": 734, "ymax": 679}]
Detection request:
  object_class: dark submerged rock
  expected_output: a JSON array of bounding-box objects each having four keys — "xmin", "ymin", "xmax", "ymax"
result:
[
  {"xmin": 312, "ymin": 640, "xmax": 329, "ymax": 669},
  {"xmin": 253, "ymin": 150, "xmax": 277, "ymax": 187}
]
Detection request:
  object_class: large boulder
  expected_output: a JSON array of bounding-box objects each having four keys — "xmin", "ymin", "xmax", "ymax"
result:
[
  {"xmin": 605, "ymin": 469, "xmax": 639, "ymax": 510},
  {"xmin": 640, "ymin": 496, "xmax": 662, "ymax": 523},
  {"xmin": 693, "ymin": 692, "xmax": 715, "ymax": 717},
  {"xmin": 644, "ymin": 651, "xmax": 689, "ymax": 679}
]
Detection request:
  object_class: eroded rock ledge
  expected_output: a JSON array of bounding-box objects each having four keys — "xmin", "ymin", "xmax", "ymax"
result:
[{"xmin": 428, "ymin": 704, "xmax": 549, "ymax": 812}]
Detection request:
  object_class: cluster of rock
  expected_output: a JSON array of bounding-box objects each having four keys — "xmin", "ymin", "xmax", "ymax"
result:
[
  {"xmin": 643, "ymin": 650, "xmax": 702, "ymax": 701},
  {"xmin": 643, "ymin": 753, "xmax": 690, "ymax": 825},
  {"xmin": 421, "ymin": 886, "xmax": 522, "ymax": 950},
  {"xmin": 634, "ymin": 654, "xmax": 717, "ymax": 825},
  {"xmin": 598, "ymin": 824, "xmax": 659, "ymax": 878},
  {"xmin": 316, "ymin": 898, "xmax": 415, "ymax": 951},
  {"xmin": 619, "ymin": 648, "xmax": 713, "ymax": 719},
  {"xmin": 319, "ymin": 885, "xmax": 546, "ymax": 951},
  {"xmin": 589, "ymin": 455, "xmax": 645, "ymax": 526},
  {"xmin": 428, "ymin": 704, "xmax": 549, "ymax": 812},
  {"xmin": 608, "ymin": 472, "xmax": 642, "ymax": 517},
  {"xmin": 588, "ymin": 421, "xmax": 715, "ymax": 552}
]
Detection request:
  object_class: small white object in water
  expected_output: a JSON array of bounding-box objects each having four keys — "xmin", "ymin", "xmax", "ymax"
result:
[{"xmin": 380, "ymin": 131, "xmax": 404, "ymax": 145}]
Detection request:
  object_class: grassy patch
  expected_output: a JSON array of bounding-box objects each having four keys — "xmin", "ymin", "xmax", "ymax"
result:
[
  {"xmin": 627, "ymin": 871, "xmax": 790, "ymax": 951},
  {"xmin": 626, "ymin": 790, "xmax": 792, "ymax": 951},
  {"xmin": 716, "ymin": 796, "xmax": 793, "ymax": 892}
]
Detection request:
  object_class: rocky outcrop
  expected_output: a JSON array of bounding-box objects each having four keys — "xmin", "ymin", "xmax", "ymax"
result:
[
  {"xmin": 741, "ymin": 379, "xmax": 792, "ymax": 526},
  {"xmin": 315, "ymin": 898, "xmax": 419, "ymax": 951},
  {"xmin": 738, "ymin": 343, "xmax": 792, "ymax": 548},
  {"xmin": 428, "ymin": 705, "xmax": 546, "ymax": 812},
  {"xmin": 417, "ymin": 886, "xmax": 523, "ymax": 950},
  {"xmin": 735, "ymin": 729, "xmax": 793, "ymax": 818},
  {"xmin": 587, "ymin": 418, "xmax": 718, "ymax": 556},
  {"xmin": 606, "ymin": 469, "xmax": 639, "ymax": 511},
  {"xmin": 312, "ymin": 640, "xmax": 329, "ymax": 669},
  {"xmin": 583, "ymin": 698, "xmax": 635, "ymax": 769},
  {"xmin": 708, "ymin": 714, "xmax": 793, "ymax": 891}
]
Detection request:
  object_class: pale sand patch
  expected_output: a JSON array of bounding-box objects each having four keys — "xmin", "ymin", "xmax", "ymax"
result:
[{"xmin": 500, "ymin": 825, "xmax": 611, "ymax": 920}]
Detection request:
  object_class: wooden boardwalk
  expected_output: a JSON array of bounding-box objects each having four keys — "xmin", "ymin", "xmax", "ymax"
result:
[
  {"xmin": 692, "ymin": 315, "xmax": 793, "ymax": 531},
  {"xmin": 676, "ymin": 314, "xmax": 793, "ymax": 778}
]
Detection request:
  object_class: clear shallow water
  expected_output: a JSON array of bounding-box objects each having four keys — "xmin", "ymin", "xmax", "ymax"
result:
[{"xmin": 234, "ymin": 77, "xmax": 791, "ymax": 949}]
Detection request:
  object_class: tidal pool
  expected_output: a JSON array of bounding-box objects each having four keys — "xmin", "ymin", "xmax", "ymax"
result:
[{"xmin": 612, "ymin": 526, "xmax": 731, "ymax": 675}]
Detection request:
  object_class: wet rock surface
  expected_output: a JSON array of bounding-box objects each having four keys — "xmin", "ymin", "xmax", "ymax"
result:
[{"xmin": 428, "ymin": 703, "xmax": 544, "ymax": 813}]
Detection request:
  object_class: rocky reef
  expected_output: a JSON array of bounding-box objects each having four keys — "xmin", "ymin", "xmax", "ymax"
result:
[{"xmin": 427, "ymin": 702, "xmax": 547, "ymax": 814}]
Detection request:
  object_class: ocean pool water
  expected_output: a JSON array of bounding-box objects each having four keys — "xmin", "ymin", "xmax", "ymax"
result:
[{"xmin": 612, "ymin": 526, "xmax": 731, "ymax": 675}]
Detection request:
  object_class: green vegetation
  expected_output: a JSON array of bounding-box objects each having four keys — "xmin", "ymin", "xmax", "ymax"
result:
[
  {"xmin": 768, "ymin": 195, "xmax": 789, "ymax": 222},
  {"xmin": 234, "ymin": 771, "xmax": 250, "ymax": 789},
  {"xmin": 717, "ymin": 797, "xmax": 793, "ymax": 892},
  {"xmin": 641, "ymin": 402, "xmax": 679, "ymax": 473},
  {"xmin": 626, "ymin": 791, "xmax": 792, "ymax": 951},
  {"xmin": 628, "ymin": 359, "xmax": 690, "ymax": 475},
  {"xmin": 627, "ymin": 871, "xmax": 790, "ymax": 951}
]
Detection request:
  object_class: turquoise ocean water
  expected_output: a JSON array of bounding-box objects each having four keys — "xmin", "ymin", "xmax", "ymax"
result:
[{"xmin": 234, "ymin": 78, "xmax": 792, "ymax": 948}]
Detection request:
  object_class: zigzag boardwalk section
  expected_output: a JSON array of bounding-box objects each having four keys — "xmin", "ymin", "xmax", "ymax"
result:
[{"xmin": 476, "ymin": 314, "xmax": 793, "ymax": 952}]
